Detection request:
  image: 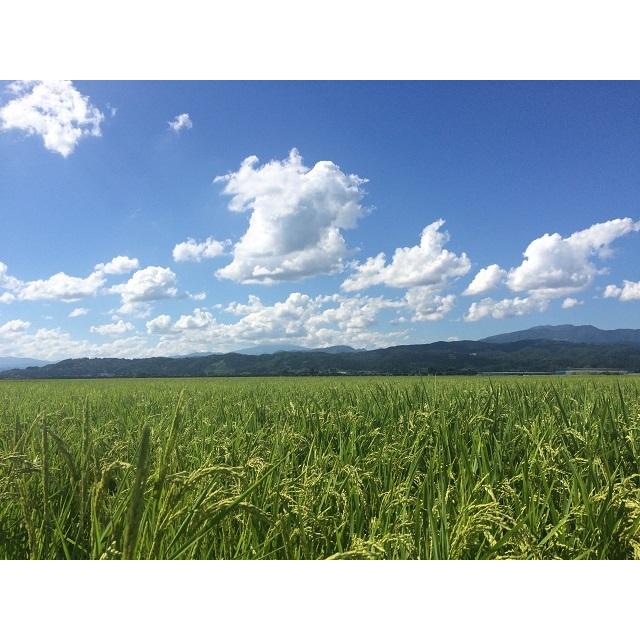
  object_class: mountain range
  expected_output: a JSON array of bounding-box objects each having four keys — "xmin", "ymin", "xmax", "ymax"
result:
[
  {"xmin": 483, "ymin": 324, "xmax": 640, "ymax": 345},
  {"xmin": 172, "ymin": 344, "xmax": 360, "ymax": 358},
  {"xmin": 2, "ymin": 324, "xmax": 640, "ymax": 379},
  {"xmin": 0, "ymin": 357, "xmax": 51, "ymax": 372},
  {"xmin": 232, "ymin": 344, "xmax": 361, "ymax": 356}
]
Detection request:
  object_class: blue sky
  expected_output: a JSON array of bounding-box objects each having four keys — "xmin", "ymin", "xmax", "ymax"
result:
[{"xmin": 1, "ymin": 80, "xmax": 640, "ymax": 360}]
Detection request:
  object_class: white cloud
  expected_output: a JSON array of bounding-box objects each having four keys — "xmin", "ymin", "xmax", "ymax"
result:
[
  {"xmin": 174, "ymin": 308, "xmax": 214, "ymax": 331},
  {"xmin": 0, "ymin": 326, "xmax": 149, "ymax": 361},
  {"xmin": 342, "ymin": 219, "xmax": 470, "ymax": 291},
  {"xmin": 228, "ymin": 292, "xmax": 315, "ymax": 341},
  {"xmin": 113, "ymin": 302, "xmax": 152, "ymax": 318},
  {"xmin": 94, "ymin": 256, "xmax": 140, "ymax": 275},
  {"xmin": 403, "ymin": 289, "xmax": 456, "ymax": 321},
  {"xmin": 619, "ymin": 283, "xmax": 640, "ymax": 301},
  {"xmin": 464, "ymin": 296, "xmax": 549, "ymax": 322},
  {"xmin": 215, "ymin": 149, "xmax": 367, "ymax": 284},
  {"xmin": 225, "ymin": 294, "xmax": 264, "ymax": 316},
  {"xmin": 506, "ymin": 218, "xmax": 640, "ymax": 298},
  {"xmin": 0, "ymin": 262, "xmax": 21, "ymax": 291},
  {"xmin": 0, "ymin": 80, "xmax": 104, "ymax": 157},
  {"xmin": 604, "ymin": 284, "xmax": 622, "ymax": 299},
  {"xmin": 90, "ymin": 319, "xmax": 135, "ymax": 336},
  {"xmin": 0, "ymin": 319, "xmax": 30, "ymax": 335},
  {"xmin": 561, "ymin": 297, "xmax": 582, "ymax": 309},
  {"xmin": 148, "ymin": 292, "xmax": 409, "ymax": 354},
  {"xmin": 0, "ymin": 263, "xmax": 19, "ymax": 303},
  {"xmin": 168, "ymin": 113, "xmax": 192, "ymax": 132},
  {"xmin": 146, "ymin": 314, "xmax": 173, "ymax": 334},
  {"xmin": 69, "ymin": 307, "xmax": 89, "ymax": 318},
  {"xmin": 308, "ymin": 294, "xmax": 403, "ymax": 332},
  {"xmin": 457, "ymin": 218, "xmax": 639, "ymax": 321},
  {"xmin": 173, "ymin": 237, "xmax": 229, "ymax": 262},
  {"xmin": 0, "ymin": 289, "xmax": 421, "ymax": 360},
  {"xmin": 109, "ymin": 266, "xmax": 178, "ymax": 306},
  {"xmin": 603, "ymin": 280, "xmax": 640, "ymax": 301},
  {"xmin": 18, "ymin": 271, "xmax": 105, "ymax": 302},
  {"xmin": 463, "ymin": 264, "xmax": 506, "ymax": 296},
  {"xmin": 0, "ymin": 258, "xmax": 141, "ymax": 306}
]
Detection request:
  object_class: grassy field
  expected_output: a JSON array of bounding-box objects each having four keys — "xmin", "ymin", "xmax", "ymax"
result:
[{"xmin": 1, "ymin": 375, "xmax": 639, "ymax": 559}]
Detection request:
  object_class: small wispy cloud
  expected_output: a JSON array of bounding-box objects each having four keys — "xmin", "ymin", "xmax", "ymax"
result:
[
  {"xmin": 168, "ymin": 113, "xmax": 192, "ymax": 133},
  {"xmin": 173, "ymin": 237, "xmax": 229, "ymax": 262},
  {"xmin": 561, "ymin": 297, "xmax": 582, "ymax": 309}
]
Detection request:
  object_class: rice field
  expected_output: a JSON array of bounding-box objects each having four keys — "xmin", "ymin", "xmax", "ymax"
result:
[{"xmin": 1, "ymin": 375, "xmax": 639, "ymax": 559}]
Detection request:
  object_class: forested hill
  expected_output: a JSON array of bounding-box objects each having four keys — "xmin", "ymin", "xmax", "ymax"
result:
[
  {"xmin": 2, "ymin": 339, "xmax": 640, "ymax": 379},
  {"xmin": 483, "ymin": 324, "xmax": 640, "ymax": 345}
]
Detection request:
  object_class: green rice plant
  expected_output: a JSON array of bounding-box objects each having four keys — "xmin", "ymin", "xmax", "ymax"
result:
[
  {"xmin": 0, "ymin": 375, "xmax": 639, "ymax": 559},
  {"xmin": 122, "ymin": 424, "xmax": 152, "ymax": 559}
]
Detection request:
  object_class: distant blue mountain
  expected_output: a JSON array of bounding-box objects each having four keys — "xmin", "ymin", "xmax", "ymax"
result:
[
  {"xmin": 233, "ymin": 344, "xmax": 360, "ymax": 356},
  {"xmin": 483, "ymin": 324, "xmax": 640, "ymax": 345},
  {"xmin": 173, "ymin": 345, "xmax": 361, "ymax": 358},
  {"xmin": 173, "ymin": 351, "xmax": 221, "ymax": 359},
  {"xmin": 232, "ymin": 343, "xmax": 309, "ymax": 356},
  {"xmin": 0, "ymin": 357, "xmax": 52, "ymax": 372}
]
